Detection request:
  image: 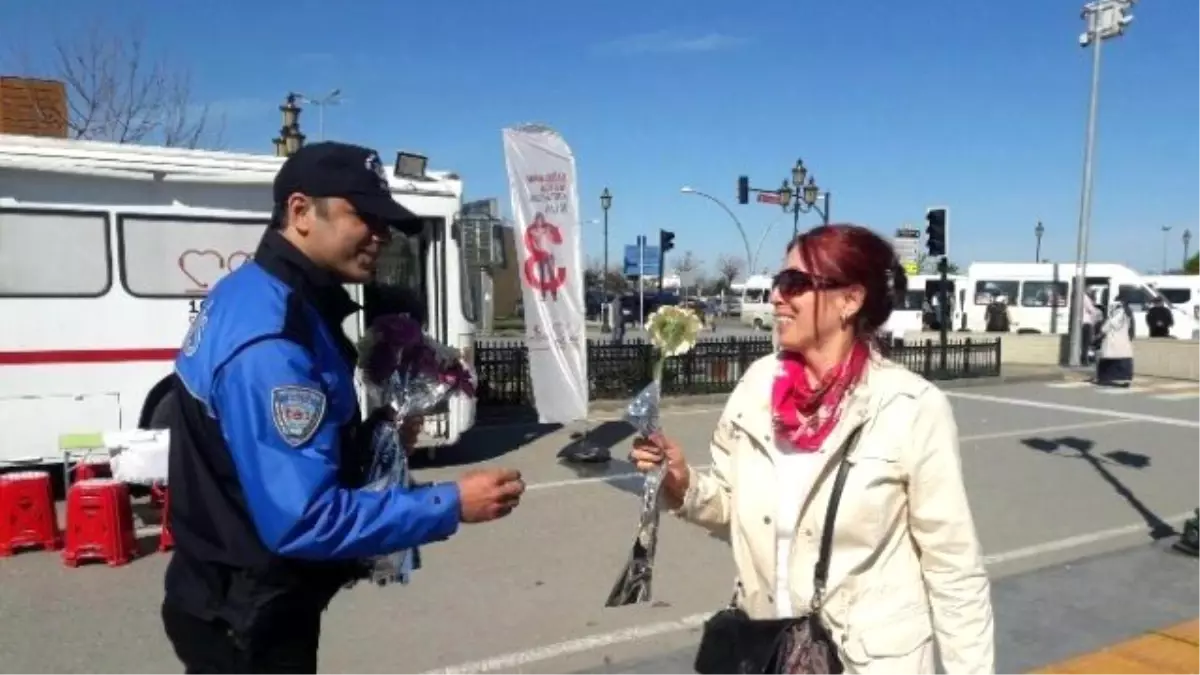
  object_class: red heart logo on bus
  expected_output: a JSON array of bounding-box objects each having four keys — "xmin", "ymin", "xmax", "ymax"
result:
[{"xmin": 178, "ymin": 249, "xmax": 226, "ymax": 291}]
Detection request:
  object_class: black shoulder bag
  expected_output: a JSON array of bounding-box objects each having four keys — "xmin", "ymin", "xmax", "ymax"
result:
[{"xmin": 693, "ymin": 425, "xmax": 864, "ymax": 675}]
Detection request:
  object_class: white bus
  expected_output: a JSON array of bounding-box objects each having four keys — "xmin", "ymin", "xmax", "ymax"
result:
[
  {"xmin": 965, "ymin": 262, "xmax": 1194, "ymax": 338},
  {"xmin": 738, "ymin": 274, "xmax": 774, "ymax": 330},
  {"xmin": 1146, "ymin": 275, "xmax": 1200, "ymax": 339},
  {"xmin": 0, "ymin": 134, "xmax": 478, "ymax": 467},
  {"xmin": 883, "ymin": 273, "xmax": 969, "ymax": 337}
]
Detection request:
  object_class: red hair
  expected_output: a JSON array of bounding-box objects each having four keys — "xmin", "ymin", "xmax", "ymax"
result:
[{"xmin": 786, "ymin": 224, "xmax": 908, "ymax": 337}]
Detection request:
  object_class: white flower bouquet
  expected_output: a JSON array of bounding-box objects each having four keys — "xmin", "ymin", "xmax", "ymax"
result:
[
  {"xmin": 605, "ymin": 305, "xmax": 702, "ymax": 607},
  {"xmin": 353, "ymin": 313, "xmax": 477, "ymax": 587}
]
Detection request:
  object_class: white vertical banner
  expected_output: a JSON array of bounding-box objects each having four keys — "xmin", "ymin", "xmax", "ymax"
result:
[{"xmin": 502, "ymin": 124, "xmax": 588, "ymax": 424}]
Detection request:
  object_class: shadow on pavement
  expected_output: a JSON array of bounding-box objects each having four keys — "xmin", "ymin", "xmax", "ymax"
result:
[
  {"xmin": 1021, "ymin": 435, "xmax": 1176, "ymax": 540},
  {"xmin": 410, "ymin": 423, "xmax": 561, "ymax": 469},
  {"xmin": 557, "ymin": 421, "xmax": 645, "ymax": 497}
]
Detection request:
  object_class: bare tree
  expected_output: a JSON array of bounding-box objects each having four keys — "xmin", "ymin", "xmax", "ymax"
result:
[
  {"xmin": 716, "ymin": 254, "xmax": 744, "ymax": 285},
  {"xmin": 11, "ymin": 23, "xmax": 224, "ymax": 148},
  {"xmin": 673, "ymin": 250, "xmax": 702, "ymax": 297}
]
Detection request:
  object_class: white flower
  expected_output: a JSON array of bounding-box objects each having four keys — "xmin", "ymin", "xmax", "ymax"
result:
[{"xmin": 644, "ymin": 305, "xmax": 702, "ymax": 358}]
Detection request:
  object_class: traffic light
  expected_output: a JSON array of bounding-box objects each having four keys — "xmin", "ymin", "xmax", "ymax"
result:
[
  {"xmin": 925, "ymin": 207, "xmax": 947, "ymax": 258},
  {"xmin": 737, "ymin": 176, "xmax": 749, "ymax": 205},
  {"xmin": 659, "ymin": 229, "xmax": 675, "ymax": 253}
]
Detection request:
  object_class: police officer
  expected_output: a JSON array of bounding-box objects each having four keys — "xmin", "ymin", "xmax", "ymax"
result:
[{"xmin": 159, "ymin": 142, "xmax": 525, "ymax": 673}]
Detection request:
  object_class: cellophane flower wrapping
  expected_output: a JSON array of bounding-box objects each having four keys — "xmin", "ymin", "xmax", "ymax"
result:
[
  {"xmin": 606, "ymin": 305, "xmax": 702, "ymax": 607},
  {"xmin": 353, "ymin": 313, "xmax": 476, "ymax": 587}
]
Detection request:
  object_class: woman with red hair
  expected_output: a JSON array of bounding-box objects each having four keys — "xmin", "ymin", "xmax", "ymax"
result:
[{"xmin": 631, "ymin": 224, "xmax": 994, "ymax": 674}]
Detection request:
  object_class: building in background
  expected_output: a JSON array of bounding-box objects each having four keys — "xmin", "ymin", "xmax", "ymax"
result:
[
  {"xmin": 0, "ymin": 76, "xmax": 67, "ymax": 137},
  {"xmin": 489, "ymin": 225, "xmax": 521, "ymax": 319}
]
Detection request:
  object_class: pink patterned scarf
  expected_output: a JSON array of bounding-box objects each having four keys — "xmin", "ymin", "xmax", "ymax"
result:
[{"xmin": 771, "ymin": 342, "xmax": 870, "ymax": 452}]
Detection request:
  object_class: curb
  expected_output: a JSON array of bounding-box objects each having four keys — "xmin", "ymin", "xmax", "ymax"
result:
[
  {"xmin": 599, "ymin": 368, "xmax": 1076, "ymax": 412},
  {"xmin": 476, "ymin": 367, "xmax": 1081, "ymax": 425}
]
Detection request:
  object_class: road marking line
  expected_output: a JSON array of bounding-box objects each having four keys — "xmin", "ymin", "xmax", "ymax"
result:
[
  {"xmin": 523, "ymin": 419, "xmax": 1135, "ymax": 491},
  {"xmin": 946, "ymin": 390, "xmax": 1200, "ymax": 429},
  {"xmin": 425, "ymin": 511, "xmax": 1194, "ymax": 674},
  {"xmin": 1154, "ymin": 391, "xmax": 1200, "ymax": 401},
  {"xmin": 1095, "ymin": 387, "xmax": 1142, "ymax": 395},
  {"xmin": 1149, "ymin": 381, "xmax": 1198, "ymax": 391},
  {"xmin": 491, "ymin": 406, "xmax": 727, "ymax": 432},
  {"xmin": 1047, "ymin": 381, "xmax": 1092, "ymax": 389},
  {"xmin": 981, "ymin": 512, "xmax": 1194, "ymax": 566}
]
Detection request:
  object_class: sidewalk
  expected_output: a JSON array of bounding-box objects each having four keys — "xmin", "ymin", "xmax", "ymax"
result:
[
  {"xmin": 1030, "ymin": 618, "xmax": 1198, "ymax": 673},
  {"xmin": 572, "ymin": 541, "xmax": 1199, "ymax": 674}
]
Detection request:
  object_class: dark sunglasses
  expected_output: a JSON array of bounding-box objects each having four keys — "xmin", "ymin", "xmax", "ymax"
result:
[{"xmin": 772, "ymin": 268, "xmax": 844, "ymax": 297}]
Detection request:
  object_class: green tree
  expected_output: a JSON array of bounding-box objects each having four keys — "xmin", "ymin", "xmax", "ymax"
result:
[
  {"xmin": 1185, "ymin": 253, "xmax": 1199, "ymax": 275},
  {"xmin": 915, "ymin": 253, "xmax": 961, "ymax": 275}
]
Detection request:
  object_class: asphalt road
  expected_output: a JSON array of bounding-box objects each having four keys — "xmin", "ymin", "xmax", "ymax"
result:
[{"xmin": 0, "ymin": 379, "xmax": 1196, "ymax": 673}]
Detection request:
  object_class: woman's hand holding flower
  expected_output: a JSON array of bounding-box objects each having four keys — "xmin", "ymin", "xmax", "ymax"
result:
[{"xmin": 629, "ymin": 433, "xmax": 690, "ymax": 510}]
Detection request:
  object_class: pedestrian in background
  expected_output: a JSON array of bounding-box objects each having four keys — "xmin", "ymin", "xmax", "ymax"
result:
[
  {"xmin": 630, "ymin": 224, "xmax": 994, "ymax": 674},
  {"xmin": 1095, "ymin": 296, "xmax": 1136, "ymax": 387}
]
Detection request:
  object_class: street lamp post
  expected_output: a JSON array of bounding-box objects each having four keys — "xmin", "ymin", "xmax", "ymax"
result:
[
  {"xmin": 776, "ymin": 159, "xmax": 830, "ymax": 240},
  {"xmin": 1035, "ymin": 221, "xmax": 1045, "ymax": 262},
  {"xmin": 1067, "ymin": 0, "xmax": 1136, "ymax": 368},
  {"xmin": 294, "ymin": 89, "xmax": 342, "ymax": 141},
  {"xmin": 1161, "ymin": 225, "xmax": 1173, "ymax": 272},
  {"xmin": 680, "ymin": 187, "xmax": 755, "ymax": 274},
  {"xmin": 600, "ymin": 188, "xmax": 613, "ymax": 332},
  {"xmin": 1184, "ymin": 229, "xmax": 1193, "ymax": 270},
  {"xmin": 273, "ymin": 94, "xmax": 305, "ymax": 157}
]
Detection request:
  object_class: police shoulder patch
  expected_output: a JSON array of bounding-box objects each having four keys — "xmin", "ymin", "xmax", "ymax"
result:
[{"xmin": 271, "ymin": 386, "xmax": 327, "ymax": 447}]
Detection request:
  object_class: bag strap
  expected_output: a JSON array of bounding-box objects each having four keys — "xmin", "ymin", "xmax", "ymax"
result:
[{"xmin": 810, "ymin": 423, "xmax": 865, "ymax": 612}]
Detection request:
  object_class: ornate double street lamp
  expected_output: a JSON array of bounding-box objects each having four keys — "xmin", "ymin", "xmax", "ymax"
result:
[
  {"xmin": 273, "ymin": 93, "xmax": 305, "ymax": 157},
  {"xmin": 1035, "ymin": 221, "xmax": 1045, "ymax": 262},
  {"xmin": 600, "ymin": 187, "xmax": 613, "ymax": 332},
  {"xmin": 776, "ymin": 159, "xmax": 830, "ymax": 239},
  {"xmin": 1184, "ymin": 229, "xmax": 1193, "ymax": 270}
]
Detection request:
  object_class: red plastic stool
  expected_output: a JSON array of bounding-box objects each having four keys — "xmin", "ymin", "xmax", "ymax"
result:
[
  {"xmin": 74, "ymin": 461, "xmax": 110, "ymax": 482},
  {"xmin": 0, "ymin": 471, "xmax": 61, "ymax": 556},
  {"xmin": 156, "ymin": 486, "xmax": 173, "ymax": 552},
  {"xmin": 62, "ymin": 478, "xmax": 137, "ymax": 567}
]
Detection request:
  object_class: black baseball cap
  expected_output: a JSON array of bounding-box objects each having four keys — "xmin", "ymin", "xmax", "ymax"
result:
[{"xmin": 273, "ymin": 141, "xmax": 423, "ymax": 234}]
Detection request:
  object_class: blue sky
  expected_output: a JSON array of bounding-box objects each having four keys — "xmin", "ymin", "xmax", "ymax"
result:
[{"xmin": 3, "ymin": 0, "xmax": 1197, "ymax": 276}]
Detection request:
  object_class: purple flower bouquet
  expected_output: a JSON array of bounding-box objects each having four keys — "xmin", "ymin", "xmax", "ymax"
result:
[{"xmin": 353, "ymin": 313, "xmax": 476, "ymax": 587}]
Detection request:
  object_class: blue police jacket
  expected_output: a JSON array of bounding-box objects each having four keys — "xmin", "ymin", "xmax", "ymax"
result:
[{"xmin": 162, "ymin": 231, "xmax": 460, "ymax": 622}]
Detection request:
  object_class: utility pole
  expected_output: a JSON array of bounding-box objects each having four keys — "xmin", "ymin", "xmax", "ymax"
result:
[{"xmin": 1067, "ymin": 0, "xmax": 1136, "ymax": 368}]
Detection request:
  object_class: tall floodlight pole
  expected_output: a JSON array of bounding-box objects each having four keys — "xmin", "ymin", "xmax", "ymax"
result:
[
  {"xmin": 294, "ymin": 89, "xmax": 342, "ymax": 140},
  {"xmin": 1161, "ymin": 225, "xmax": 1173, "ymax": 272},
  {"xmin": 1068, "ymin": 0, "xmax": 1136, "ymax": 368}
]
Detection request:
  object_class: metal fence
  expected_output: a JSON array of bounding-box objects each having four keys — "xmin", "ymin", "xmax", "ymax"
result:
[{"xmin": 474, "ymin": 336, "xmax": 1002, "ymax": 422}]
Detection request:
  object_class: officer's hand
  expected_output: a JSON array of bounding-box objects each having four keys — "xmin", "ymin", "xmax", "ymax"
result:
[
  {"xmin": 456, "ymin": 468, "xmax": 525, "ymax": 523},
  {"xmin": 399, "ymin": 415, "xmax": 423, "ymax": 454}
]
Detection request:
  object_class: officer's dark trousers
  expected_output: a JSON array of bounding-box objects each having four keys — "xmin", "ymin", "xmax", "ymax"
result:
[{"xmin": 162, "ymin": 601, "xmax": 321, "ymax": 674}]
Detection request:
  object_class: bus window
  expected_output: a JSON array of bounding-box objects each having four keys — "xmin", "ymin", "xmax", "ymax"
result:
[
  {"xmin": 372, "ymin": 231, "xmax": 426, "ymax": 325},
  {"xmin": 743, "ymin": 288, "xmax": 769, "ymax": 304},
  {"xmin": 0, "ymin": 209, "xmax": 111, "ymax": 297},
  {"xmin": 1117, "ymin": 284, "xmax": 1152, "ymax": 312},
  {"xmin": 901, "ymin": 289, "xmax": 926, "ymax": 311},
  {"xmin": 973, "ymin": 280, "xmax": 1019, "ymax": 305},
  {"xmin": 117, "ymin": 214, "xmax": 267, "ymax": 298},
  {"xmin": 1020, "ymin": 281, "xmax": 1068, "ymax": 307},
  {"xmin": 1159, "ymin": 288, "xmax": 1192, "ymax": 305}
]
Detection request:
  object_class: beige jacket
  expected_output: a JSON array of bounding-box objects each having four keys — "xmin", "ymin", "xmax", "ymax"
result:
[{"xmin": 675, "ymin": 352, "xmax": 995, "ymax": 674}]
